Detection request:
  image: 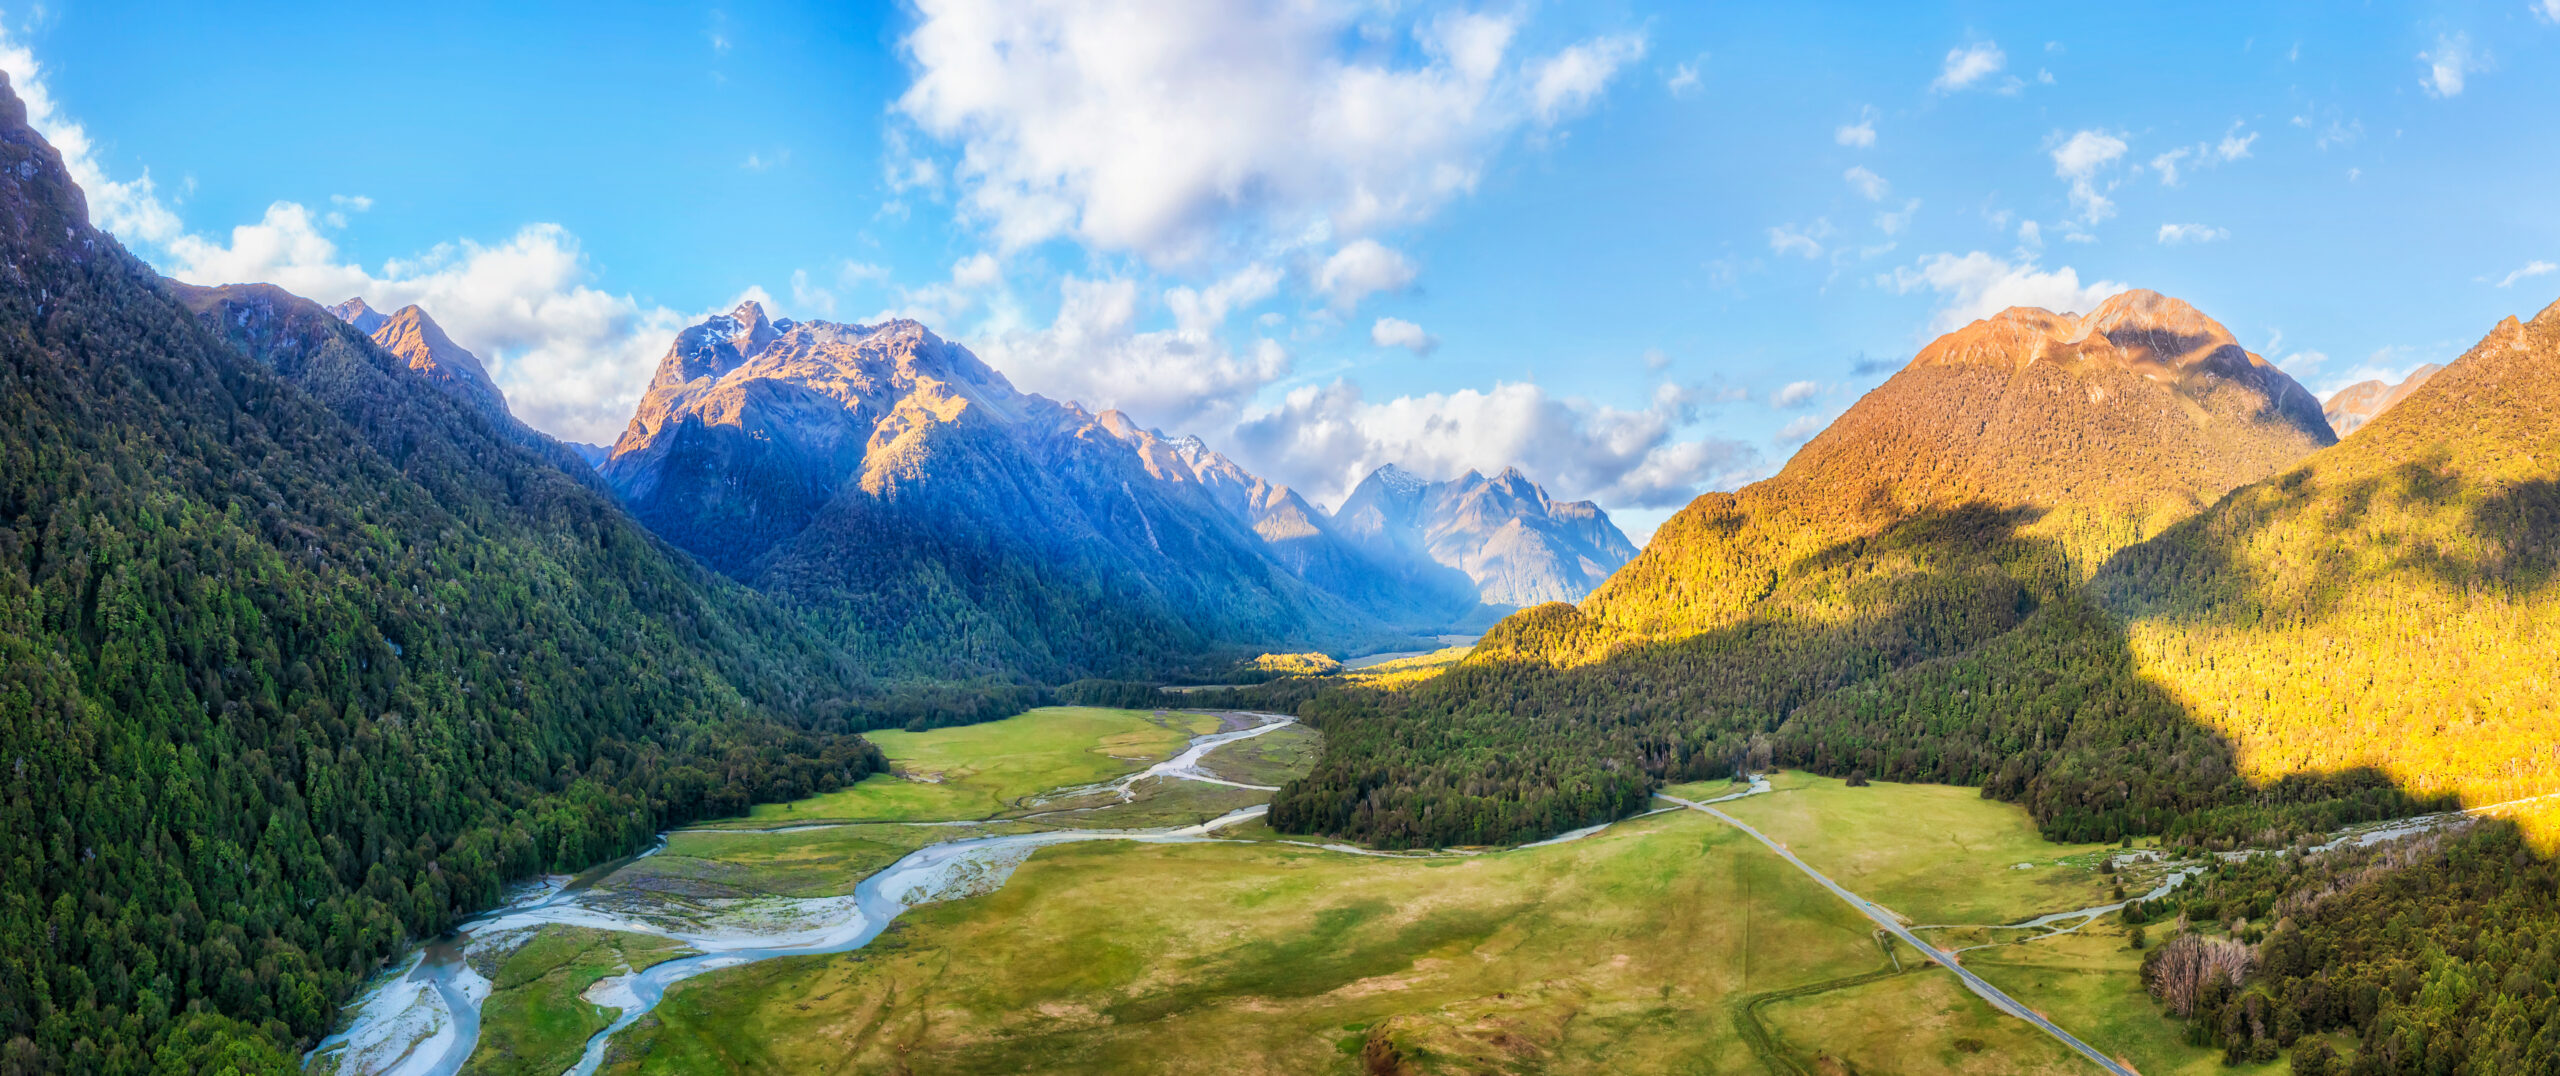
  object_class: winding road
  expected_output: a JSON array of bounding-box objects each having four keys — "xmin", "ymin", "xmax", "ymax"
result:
[{"xmin": 1657, "ymin": 791, "xmax": 2138, "ymax": 1076}]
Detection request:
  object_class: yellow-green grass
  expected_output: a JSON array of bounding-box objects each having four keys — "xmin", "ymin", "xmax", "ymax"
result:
[
  {"xmin": 601, "ymin": 809, "xmax": 1898, "ymax": 1075},
  {"xmin": 1341, "ymin": 644, "xmax": 1474, "ymax": 689},
  {"xmin": 1964, "ymin": 926, "xmax": 2284, "ymax": 1076},
  {"xmin": 463, "ymin": 927, "xmax": 691, "ymax": 1076},
  {"xmin": 606, "ymin": 822, "xmax": 1037, "ymax": 898},
  {"xmin": 1030, "ymin": 778, "xmax": 1273, "ymax": 831},
  {"xmin": 1707, "ymin": 772, "xmax": 2120, "ymax": 926},
  {"xmin": 1755, "ymin": 966, "xmax": 2097, "ymax": 1075},
  {"xmin": 1194, "ymin": 721, "xmax": 1322, "ymax": 787},
  {"xmin": 742, "ymin": 707, "xmax": 1219, "ymax": 823}
]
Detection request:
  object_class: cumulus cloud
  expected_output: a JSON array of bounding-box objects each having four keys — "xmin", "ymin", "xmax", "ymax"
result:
[
  {"xmin": 2049, "ymin": 129, "xmax": 2128, "ymax": 226},
  {"xmin": 1315, "ymin": 238, "xmax": 1418, "ymax": 308},
  {"xmin": 1881, "ymin": 251, "xmax": 2127, "ymax": 332},
  {"xmin": 2157, "ymin": 223, "xmax": 2229, "ymax": 245},
  {"xmin": 1931, "ymin": 41, "xmax": 2006, "ymax": 93},
  {"xmin": 972, "ymin": 274, "xmax": 1290, "ymax": 431},
  {"xmin": 159, "ymin": 203, "xmax": 692, "ymax": 442},
  {"xmin": 1772, "ymin": 381, "xmax": 1821, "ymax": 408},
  {"xmin": 895, "ymin": 1, "xmax": 1646, "ymax": 265},
  {"xmin": 2495, "ymin": 260, "xmax": 2557, "ymax": 288},
  {"xmin": 1370, "ymin": 316, "xmax": 1438, "ymax": 356},
  {"xmin": 1835, "ymin": 107, "xmax": 1877, "ymax": 147},
  {"xmin": 1229, "ymin": 379, "xmax": 1760, "ymax": 514},
  {"xmin": 0, "ymin": 25, "xmax": 183, "ymax": 244},
  {"xmin": 1844, "ymin": 166, "xmax": 1889, "ymax": 201},
  {"xmin": 2419, "ymin": 34, "xmax": 2479, "ymax": 98}
]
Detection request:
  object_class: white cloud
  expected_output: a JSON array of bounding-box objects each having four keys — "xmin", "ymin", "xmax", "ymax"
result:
[
  {"xmin": 1775, "ymin": 413, "xmax": 1828, "ymax": 446},
  {"xmin": 2539, "ymin": 0, "xmax": 2560, "ymax": 24},
  {"xmin": 1768, "ymin": 220, "xmax": 1829, "ymax": 259},
  {"xmin": 0, "ymin": 24, "xmax": 183, "ymax": 244},
  {"xmin": 1875, "ymin": 199, "xmax": 1920, "ymax": 236},
  {"xmin": 1772, "ymin": 380, "xmax": 1821, "ymax": 408},
  {"xmin": 1666, "ymin": 61, "xmax": 1701, "ymax": 98},
  {"xmin": 2496, "ymin": 260, "xmax": 2557, "ymax": 288},
  {"xmin": 2017, "ymin": 219, "xmax": 2043, "ymax": 248},
  {"xmin": 971, "ymin": 274, "xmax": 1290, "ymax": 431},
  {"xmin": 160, "ymin": 202, "xmax": 692, "ymax": 442},
  {"xmin": 2157, "ymin": 222, "xmax": 2229, "ymax": 245},
  {"xmin": 1835, "ymin": 107, "xmax": 1877, "ymax": 147},
  {"xmin": 2049, "ymin": 129, "xmax": 2128, "ymax": 226},
  {"xmin": 1315, "ymin": 238, "xmax": 1417, "ymax": 308},
  {"xmin": 1370, "ymin": 316, "xmax": 1438, "ymax": 356},
  {"xmin": 1931, "ymin": 41, "xmax": 2006, "ymax": 93},
  {"xmin": 1229, "ymin": 379, "xmax": 1760, "ymax": 514},
  {"xmin": 1881, "ymin": 251, "xmax": 2127, "ymax": 332},
  {"xmin": 895, "ymin": 1, "xmax": 1645, "ymax": 264},
  {"xmin": 1844, "ymin": 165, "xmax": 1889, "ymax": 201},
  {"xmin": 2149, "ymin": 147, "xmax": 2194, "ymax": 187},
  {"xmin": 2152, "ymin": 124, "xmax": 2256, "ymax": 186},
  {"xmin": 2419, "ymin": 34, "xmax": 2479, "ymax": 98},
  {"xmin": 1532, "ymin": 32, "xmax": 1648, "ymax": 122}
]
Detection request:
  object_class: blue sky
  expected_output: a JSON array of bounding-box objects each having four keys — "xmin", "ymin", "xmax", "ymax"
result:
[{"xmin": 8, "ymin": 1, "xmax": 2557, "ymax": 540}]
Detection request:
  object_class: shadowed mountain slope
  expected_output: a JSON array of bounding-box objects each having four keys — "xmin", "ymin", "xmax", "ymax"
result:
[
  {"xmin": 601, "ymin": 309, "xmax": 1412, "ymax": 682},
  {"xmin": 0, "ymin": 77, "xmax": 879, "ymax": 1069}
]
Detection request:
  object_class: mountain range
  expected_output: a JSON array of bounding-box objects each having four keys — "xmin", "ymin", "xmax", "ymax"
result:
[{"xmin": 588, "ymin": 303, "xmax": 1631, "ymax": 680}]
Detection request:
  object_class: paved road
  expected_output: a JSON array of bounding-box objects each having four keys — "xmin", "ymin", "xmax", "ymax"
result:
[{"xmin": 1657, "ymin": 793, "xmax": 2137, "ymax": 1076}]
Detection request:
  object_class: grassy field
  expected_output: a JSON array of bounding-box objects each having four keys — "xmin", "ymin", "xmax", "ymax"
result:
[
  {"xmin": 580, "ymin": 751, "xmax": 2214, "ymax": 1072},
  {"xmin": 599, "ymin": 810, "xmax": 1897, "ymax": 1075},
  {"xmin": 464, "ymin": 927, "xmax": 692, "ymax": 1076},
  {"xmin": 1964, "ymin": 929, "xmax": 2285, "ymax": 1076},
  {"xmin": 740, "ymin": 708, "xmax": 1219, "ymax": 823},
  {"xmin": 605, "ymin": 822, "xmax": 1039, "ymax": 898},
  {"xmin": 1706, "ymin": 772, "xmax": 2120, "ymax": 926},
  {"xmin": 1195, "ymin": 722, "xmax": 1322, "ymax": 786}
]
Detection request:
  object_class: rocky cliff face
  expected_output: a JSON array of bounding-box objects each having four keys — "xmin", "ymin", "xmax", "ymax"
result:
[
  {"xmin": 600, "ymin": 307, "xmax": 1405, "ymax": 679},
  {"xmin": 2323, "ymin": 363, "xmax": 2443, "ymax": 437},
  {"xmin": 1332, "ymin": 464, "xmax": 1639, "ymax": 608}
]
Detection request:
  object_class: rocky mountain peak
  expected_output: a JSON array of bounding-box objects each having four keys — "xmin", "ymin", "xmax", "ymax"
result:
[
  {"xmin": 2324, "ymin": 364, "xmax": 2444, "ymax": 438},
  {"xmin": 327, "ymin": 297, "xmax": 389, "ymax": 334}
]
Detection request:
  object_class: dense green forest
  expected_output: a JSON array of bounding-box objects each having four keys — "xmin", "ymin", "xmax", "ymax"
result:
[
  {"xmin": 0, "ymin": 84, "xmax": 884, "ymax": 1072},
  {"xmin": 2138, "ymin": 821, "xmax": 2560, "ymax": 1073}
]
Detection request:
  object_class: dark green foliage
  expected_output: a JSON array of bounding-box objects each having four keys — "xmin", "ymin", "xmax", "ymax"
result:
[
  {"xmin": 0, "ymin": 83, "xmax": 882, "ymax": 1071},
  {"xmin": 2148, "ymin": 823, "xmax": 2560, "ymax": 1073},
  {"xmin": 1052, "ymin": 679, "xmax": 1170, "ymax": 709}
]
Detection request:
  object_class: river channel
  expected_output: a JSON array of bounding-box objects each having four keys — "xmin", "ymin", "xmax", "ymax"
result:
[{"xmin": 304, "ymin": 714, "xmax": 1302, "ymax": 1076}]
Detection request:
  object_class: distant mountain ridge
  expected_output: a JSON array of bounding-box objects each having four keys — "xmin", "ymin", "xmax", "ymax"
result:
[
  {"xmin": 1332, "ymin": 463, "xmax": 1639, "ymax": 608},
  {"xmin": 599, "ymin": 304, "xmax": 1414, "ymax": 681},
  {"xmin": 2322, "ymin": 362, "xmax": 2443, "ymax": 437}
]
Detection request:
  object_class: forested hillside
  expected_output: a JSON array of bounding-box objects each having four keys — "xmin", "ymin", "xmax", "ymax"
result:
[
  {"xmin": 0, "ymin": 79, "xmax": 882, "ymax": 1072},
  {"xmin": 1271, "ymin": 291, "xmax": 2355, "ymax": 847}
]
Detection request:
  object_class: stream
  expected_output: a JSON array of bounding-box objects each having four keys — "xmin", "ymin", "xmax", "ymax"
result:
[{"xmin": 304, "ymin": 713, "xmax": 1299, "ymax": 1076}]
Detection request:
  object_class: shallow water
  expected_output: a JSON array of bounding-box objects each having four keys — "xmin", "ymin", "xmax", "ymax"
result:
[{"xmin": 304, "ymin": 715, "xmax": 1295, "ymax": 1076}]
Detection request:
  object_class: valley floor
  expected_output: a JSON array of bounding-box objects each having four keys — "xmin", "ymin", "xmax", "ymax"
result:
[{"xmin": 347, "ymin": 707, "xmax": 2267, "ymax": 1076}]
